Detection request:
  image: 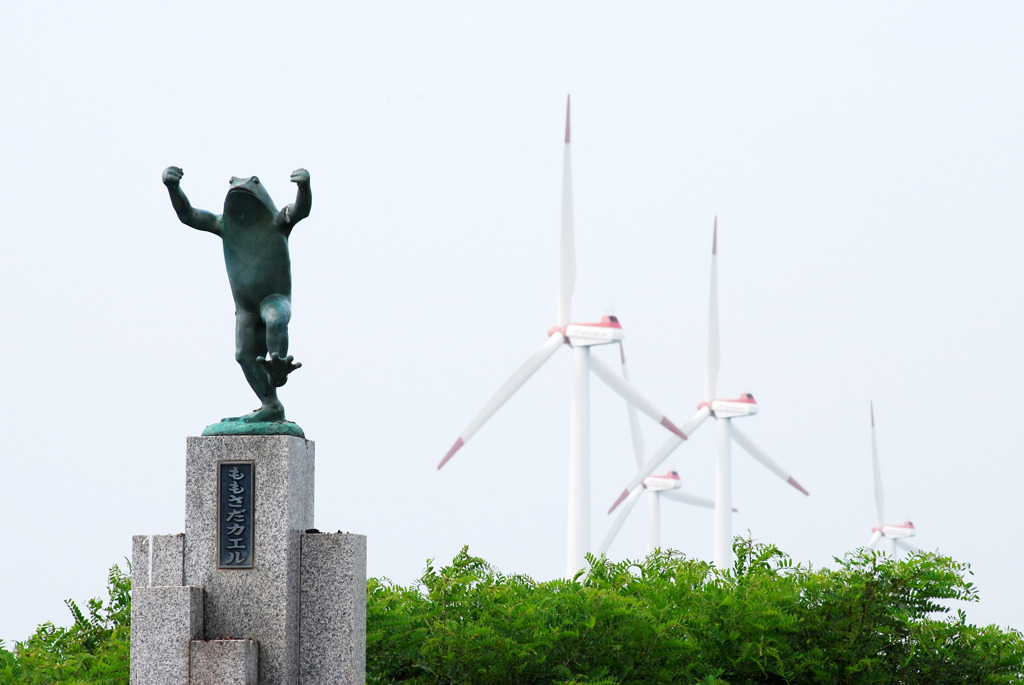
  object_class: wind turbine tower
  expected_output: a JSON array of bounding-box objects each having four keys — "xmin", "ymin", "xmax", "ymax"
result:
[
  {"xmin": 608, "ymin": 220, "xmax": 809, "ymax": 570},
  {"xmin": 439, "ymin": 98, "xmax": 686, "ymax": 577}
]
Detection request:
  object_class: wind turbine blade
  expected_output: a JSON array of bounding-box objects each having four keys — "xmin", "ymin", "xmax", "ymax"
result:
[
  {"xmin": 704, "ymin": 218, "xmax": 720, "ymax": 403},
  {"xmin": 871, "ymin": 402, "xmax": 885, "ymax": 528},
  {"xmin": 439, "ymin": 332, "xmax": 565, "ymax": 469},
  {"xmin": 899, "ymin": 540, "xmax": 920, "ymax": 553},
  {"xmin": 730, "ymin": 423, "xmax": 810, "ymax": 496},
  {"xmin": 867, "ymin": 531, "xmax": 882, "ymax": 549},
  {"xmin": 556, "ymin": 95, "xmax": 575, "ymax": 327},
  {"xmin": 608, "ymin": 407, "xmax": 712, "ymax": 511},
  {"xmin": 597, "ymin": 485, "xmax": 644, "ymax": 555},
  {"xmin": 619, "ymin": 343, "xmax": 646, "ymax": 469},
  {"xmin": 590, "ymin": 354, "xmax": 687, "ymax": 439},
  {"xmin": 620, "ymin": 344, "xmax": 646, "ymax": 468},
  {"xmin": 661, "ymin": 489, "xmax": 715, "ymax": 510}
]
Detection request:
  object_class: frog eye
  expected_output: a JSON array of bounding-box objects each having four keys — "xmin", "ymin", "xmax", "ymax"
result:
[{"xmin": 252, "ymin": 177, "xmax": 260, "ymax": 184}]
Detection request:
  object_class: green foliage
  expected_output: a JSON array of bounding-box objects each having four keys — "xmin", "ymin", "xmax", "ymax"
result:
[
  {"xmin": 0, "ymin": 564, "xmax": 131, "ymax": 685},
  {"xmin": 367, "ymin": 541, "xmax": 1024, "ymax": 684}
]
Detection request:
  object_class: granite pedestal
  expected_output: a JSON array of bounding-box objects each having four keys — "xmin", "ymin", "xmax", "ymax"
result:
[{"xmin": 131, "ymin": 435, "xmax": 366, "ymax": 684}]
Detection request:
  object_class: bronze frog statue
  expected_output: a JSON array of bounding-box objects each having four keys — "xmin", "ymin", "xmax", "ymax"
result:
[{"xmin": 162, "ymin": 166, "xmax": 311, "ymax": 427}]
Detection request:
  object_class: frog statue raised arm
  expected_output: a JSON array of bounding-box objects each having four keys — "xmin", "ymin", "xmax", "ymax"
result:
[{"xmin": 162, "ymin": 166, "xmax": 311, "ymax": 434}]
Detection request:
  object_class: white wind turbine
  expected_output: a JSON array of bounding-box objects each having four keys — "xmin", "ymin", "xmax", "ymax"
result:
[
  {"xmin": 608, "ymin": 220, "xmax": 809, "ymax": 570},
  {"xmin": 438, "ymin": 97, "xmax": 687, "ymax": 577},
  {"xmin": 597, "ymin": 343, "xmax": 717, "ymax": 557},
  {"xmin": 867, "ymin": 403, "xmax": 917, "ymax": 555}
]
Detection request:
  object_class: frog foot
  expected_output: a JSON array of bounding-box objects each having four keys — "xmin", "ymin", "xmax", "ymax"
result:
[
  {"xmin": 222, "ymin": 399, "xmax": 285, "ymax": 423},
  {"xmin": 258, "ymin": 352, "xmax": 302, "ymax": 387},
  {"xmin": 239, "ymin": 404, "xmax": 286, "ymax": 423}
]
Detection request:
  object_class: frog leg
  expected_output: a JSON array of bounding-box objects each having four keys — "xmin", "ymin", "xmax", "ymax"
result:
[
  {"xmin": 227, "ymin": 306, "xmax": 285, "ymax": 423},
  {"xmin": 257, "ymin": 294, "xmax": 302, "ymax": 387}
]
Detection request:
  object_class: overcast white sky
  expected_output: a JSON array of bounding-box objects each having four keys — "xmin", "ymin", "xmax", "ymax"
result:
[{"xmin": 2, "ymin": 2, "xmax": 1022, "ymax": 645}]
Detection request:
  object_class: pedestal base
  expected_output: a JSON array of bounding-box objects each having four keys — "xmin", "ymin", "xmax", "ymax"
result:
[{"xmin": 131, "ymin": 435, "xmax": 366, "ymax": 685}]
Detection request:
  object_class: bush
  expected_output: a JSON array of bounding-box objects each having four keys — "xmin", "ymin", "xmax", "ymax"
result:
[
  {"xmin": 0, "ymin": 564, "xmax": 130, "ymax": 685},
  {"xmin": 366, "ymin": 540, "xmax": 1024, "ymax": 684}
]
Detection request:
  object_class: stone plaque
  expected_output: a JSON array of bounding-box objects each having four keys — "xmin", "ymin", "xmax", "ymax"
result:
[{"xmin": 218, "ymin": 462, "xmax": 254, "ymax": 569}]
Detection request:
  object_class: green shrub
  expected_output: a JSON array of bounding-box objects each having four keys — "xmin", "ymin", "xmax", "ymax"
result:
[
  {"xmin": 0, "ymin": 564, "xmax": 130, "ymax": 685},
  {"xmin": 367, "ymin": 540, "xmax": 1024, "ymax": 684}
]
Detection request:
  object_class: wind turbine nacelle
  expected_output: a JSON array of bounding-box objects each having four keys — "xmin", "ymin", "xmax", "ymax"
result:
[
  {"xmin": 557, "ymin": 315, "xmax": 625, "ymax": 347},
  {"xmin": 701, "ymin": 393, "xmax": 759, "ymax": 419},
  {"xmin": 876, "ymin": 521, "xmax": 916, "ymax": 539},
  {"xmin": 643, "ymin": 470, "xmax": 682, "ymax": 492}
]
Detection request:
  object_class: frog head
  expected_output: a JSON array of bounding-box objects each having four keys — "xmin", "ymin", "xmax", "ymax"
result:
[{"xmin": 224, "ymin": 175, "xmax": 278, "ymax": 222}]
